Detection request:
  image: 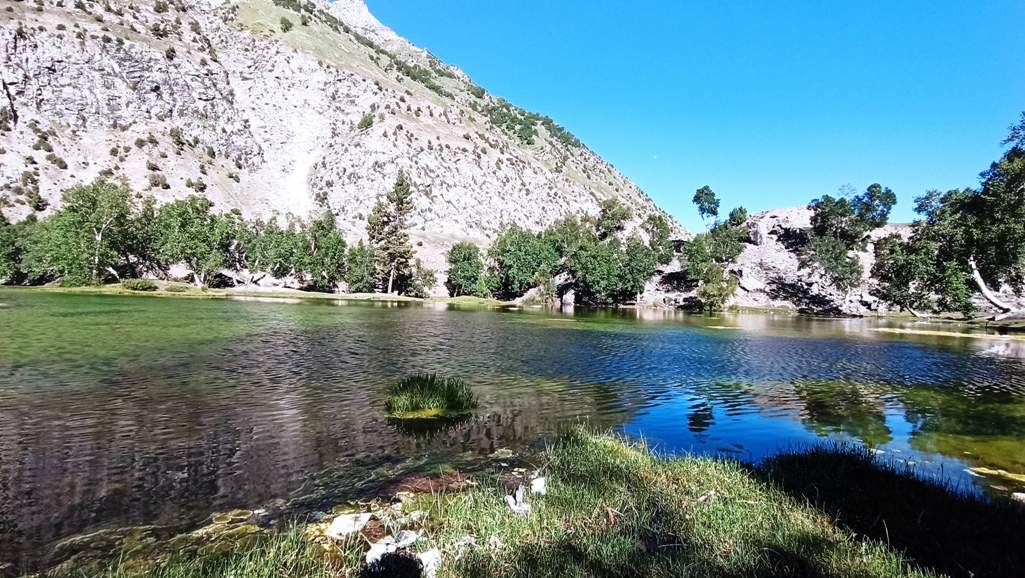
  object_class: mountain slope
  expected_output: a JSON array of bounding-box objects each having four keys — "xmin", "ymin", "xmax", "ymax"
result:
[{"xmin": 0, "ymin": 0, "xmax": 684, "ymax": 283}]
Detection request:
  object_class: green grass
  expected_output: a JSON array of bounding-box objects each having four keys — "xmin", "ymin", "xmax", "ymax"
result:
[
  {"xmin": 50, "ymin": 430, "xmax": 1025, "ymax": 578},
  {"xmin": 385, "ymin": 373, "xmax": 479, "ymax": 418}
]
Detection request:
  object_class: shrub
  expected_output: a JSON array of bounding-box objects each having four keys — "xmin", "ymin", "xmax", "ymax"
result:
[
  {"xmin": 385, "ymin": 373, "xmax": 478, "ymax": 418},
  {"xmin": 279, "ymin": 17, "xmax": 293, "ymax": 32},
  {"xmin": 164, "ymin": 47, "xmax": 175, "ymax": 60},
  {"xmin": 153, "ymin": 0, "xmax": 168, "ymax": 13},
  {"xmin": 356, "ymin": 112, "xmax": 374, "ymax": 130},
  {"xmin": 164, "ymin": 284, "xmax": 188, "ymax": 293},
  {"xmin": 45, "ymin": 153, "xmax": 68, "ymax": 169},
  {"xmin": 122, "ymin": 278, "xmax": 157, "ymax": 291},
  {"xmin": 148, "ymin": 173, "xmax": 169, "ymax": 189}
]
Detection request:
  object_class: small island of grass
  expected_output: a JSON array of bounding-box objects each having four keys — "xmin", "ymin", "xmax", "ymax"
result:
[{"xmin": 385, "ymin": 373, "xmax": 479, "ymax": 419}]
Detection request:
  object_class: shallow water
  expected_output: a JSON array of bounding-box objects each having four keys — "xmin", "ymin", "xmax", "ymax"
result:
[{"xmin": 2, "ymin": 289, "xmax": 1025, "ymax": 568}]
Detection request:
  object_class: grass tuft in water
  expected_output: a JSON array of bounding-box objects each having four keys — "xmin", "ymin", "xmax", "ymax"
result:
[{"xmin": 385, "ymin": 373, "xmax": 478, "ymax": 418}]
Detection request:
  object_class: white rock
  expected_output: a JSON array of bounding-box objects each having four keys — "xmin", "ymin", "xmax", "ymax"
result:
[
  {"xmin": 418, "ymin": 548, "xmax": 442, "ymax": 578},
  {"xmin": 504, "ymin": 485, "xmax": 531, "ymax": 516},
  {"xmin": 365, "ymin": 536, "xmax": 396, "ymax": 565},
  {"xmin": 325, "ymin": 512, "xmax": 372, "ymax": 539},
  {"xmin": 393, "ymin": 529, "xmax": 421, "ymax": 548},
  {"xmin": 530, "ymin": 476, "xmax": 547, "ymax": 495}
]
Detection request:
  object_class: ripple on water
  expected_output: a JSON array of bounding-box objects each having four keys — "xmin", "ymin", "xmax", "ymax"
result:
[{"xmin": 1, "ymin": 290, "xmax": 1025, "ymax": 568}]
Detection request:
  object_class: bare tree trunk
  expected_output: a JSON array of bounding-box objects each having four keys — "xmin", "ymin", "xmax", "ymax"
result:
[
  {"xmin": 193, "ymin": 272, "xmax": 204, "ymax": 287},
  {"xmin": 906, "ymin": 306, "xmax": 927, "ymax": 319},
  {"xmin": 967, "ymin": 259, "xmax": 1016, "ymax": 317},
  {"xmin": 969, "ymin": 258, "xmax": 1022, "ymax": 320},
  {"xmin": 387, "ymin": 266, "xmax": 395, "ymax": 294}
]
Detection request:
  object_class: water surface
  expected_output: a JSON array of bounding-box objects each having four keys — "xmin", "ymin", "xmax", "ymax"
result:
[{"xmin": 2, "ymin": 289, "xmax": 1024, "ymax": 568}]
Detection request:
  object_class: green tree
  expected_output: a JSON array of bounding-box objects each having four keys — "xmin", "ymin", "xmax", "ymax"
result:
[
  {"xmin": 727, "ymin": 206, "xmax": 749, "ymax": 228},
  {"xmin": 570, "ymin": 236, "xmax": 626, "ymax": 305},
  {"xmin": 489, "ymin": 224, "xmax": 558, "ymax": 298},
  {"xmin": 871, "ymin": 233, "xmax": 938, "ymax": 316},
  {"xmin": 642, "ymin": 213, "xmax": 674, "ymax": 266},
  {"xmin": 0, "ymin": 212, "xmax": 18, "ymax": 284},
  {"xmin": 409, "ymin": 259, "xmax": 437, "ymax": 298},
  {"xmin": 344, "ymin": 240, "xmax": 376, "ymax": 293},
  {"xmin": 692, "ymin": 185, "xmax": 720, "ymax": 225},
  {"xmin": 594, "ymin": 198, "xmax": 631, "ymax": 240},
  {"xmin": 621, "ymin": 235, "xmax": 658, "ymax": 298},
  {"xmin": 805, "ymin": 183, "xmax": 896, "ymax": 291},
  {"xmin": 446, "ymin": 241, "xmax": 484, "ymax": 296},
  {"xmin": 153, "ymin": 196, "xmax": 232, "ymax": 286},
  {"xmin": 301, "ymin": 211, "xmax": 347, "ymax": 291},
  {"xmin": 682, "ymin": 215, "xmax": 747, "ymax": 311},
  {"xmin": 367, "ymin": 171, "xmax": 415, "ymax": 294},
  {"xmin": 24, "ymin": 179, "xmax": 137, "ymax": 285}
]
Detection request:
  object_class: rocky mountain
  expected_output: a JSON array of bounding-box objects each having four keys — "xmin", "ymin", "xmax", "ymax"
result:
[{"xmin": 0, "ymin": 0, "xmax": 684, "ymax": 285}]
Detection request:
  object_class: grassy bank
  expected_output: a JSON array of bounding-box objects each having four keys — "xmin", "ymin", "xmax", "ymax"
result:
[{"xmin": 53, "ymin": 430, "xmax": 1025, "ymax": 578}]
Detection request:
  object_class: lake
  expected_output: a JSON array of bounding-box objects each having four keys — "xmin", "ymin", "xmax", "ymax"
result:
[{"xmin": 2, "ymin": 289, "xmax": 1024, "ymax": 569}]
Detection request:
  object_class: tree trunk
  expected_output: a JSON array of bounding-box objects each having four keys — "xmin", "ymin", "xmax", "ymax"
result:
[
  {"xmin": 387, "ymin": 266, "xmax": 395, "ymax": 294},
  {"xmin": 969, "ymin": 257, "xmax": 1022, "ymax": 320},
  {"xmin": 906, "ymin": 306, "xmax": 927, "ymax": 319},
  {"xmin": 193, "ymin": 272, "xmax": 204, "ymax": 287},
  {"xmin": 92, "ymin": 228, "xmax": 103, "ymax": 284}
]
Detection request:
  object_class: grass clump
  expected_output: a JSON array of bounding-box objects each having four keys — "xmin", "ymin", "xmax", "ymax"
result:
[
  {"xmin": 121, "ymin": 278, "xmax": 158, "ymax": 291},
  {"xmin": 385, "ymin": 373, "xmax": 478, "ymax": 418}
]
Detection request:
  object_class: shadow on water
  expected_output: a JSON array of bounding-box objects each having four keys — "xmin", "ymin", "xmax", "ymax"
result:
[{"xmin": 763, "ymin": 446, "xmax": 1025, "ymax": 578}]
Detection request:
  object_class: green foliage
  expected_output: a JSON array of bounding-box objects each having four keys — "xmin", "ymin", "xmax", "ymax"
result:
[
  {"xmin": 803, "ymin": 235, "xmax": 862, "ymax": 291},
  {"xmin": 153, "ymin": 0, "xmax": 167, "ymax": 13},
  {"xmin": 122, "ymin": 278, "xmax": 157, "ymax": 291},
  {"xmin": 409, "ymin": 259, "xmax": 437, "ymax": 298},
  {"xmin": 727, "ymin": 206, "xmax": 749, "ymax": 228},
  {"xmin": 594, "ymin": 198, "xmax": 632, "ymax": 240},
  {"xmin": 385, "ymin": 373, "xmax": 478, "ymax": 417},
  {"xmin": 299, "ymin": 212, "xmax": 346, "ymax": 290},
  {"xmin": 0, "ymin": 213, "xmax": 17, "ymax": 283},
  {"xmin": 468, "ymin": 84, "xmax": 485, "ymax": 99},
  {"xmin": 871, "ymin": 234, "xmax": 938, "ymax": 314},
  {"xmin": 153, "ymin": 196, "xmax": 233, "ymax": 286},
  {"xmin": 446, "ymin": 241, "xmax": 484, "ymax": 297},
  {"xmin": 682, "ymin": 218, "xmax": 747, "ymax": 310},
  {"xmin": 489, "ymin": 225, "xmax": 558, "ymax": 298},
  {"xmin": 279, "ymin": 17, "xmax": 293, "ymax": 33},
  {"xmin": 344, "ymin": 240, "xmax": 376, "ymax": 293},
  {"xmin": 356, "ymin": 113, "xmax": 374, "ymax": 131},
  {"xmin": 642, "ymin": 213, "xmax": 674, "ymax": 265},
  {"xmin": 805, "ymin": 183, "xmax": 895, "ymax": 291},
  {"xmin": 692, "ymin": 185, "xmax": 720, "ymax": 223},
  {"xmin": 24, "ymin": 179, "xmax": 136, "ymax": 285},
  {"xmin": 367, "ymin": 171, "xmax": 415, "ymax": 294},
  {"xmin": 569, "ymin": 234, "xmax": 657, "ymax": 305},
  {"xmin": 695, "ymin": 264, "xmax": 738, "ymax": 312}
]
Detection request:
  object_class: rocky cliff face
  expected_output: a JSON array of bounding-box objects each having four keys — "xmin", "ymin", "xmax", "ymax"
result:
[
  {"xmin": 0, "ymin": 0, "xmax": 683, "ymax": 285},
  {"xmin": 643, "ymin": 207, "xmax": 913, "ymax": 316}
]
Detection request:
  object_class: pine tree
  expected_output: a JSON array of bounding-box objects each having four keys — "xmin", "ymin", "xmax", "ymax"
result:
[{"xmin": 367, "ymin": 171, "xmax": 415, "ymax": 294}]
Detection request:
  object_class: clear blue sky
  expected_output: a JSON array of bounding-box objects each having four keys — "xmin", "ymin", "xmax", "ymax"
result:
[{"xmin": 366, "ymin": 1, "xmax": 1025, "ymax": 231}]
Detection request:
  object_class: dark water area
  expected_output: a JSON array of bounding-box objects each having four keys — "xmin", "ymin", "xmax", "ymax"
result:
[{"xmin": 2, "ymin": 289, "xmax": 1025, "ymax": 569}]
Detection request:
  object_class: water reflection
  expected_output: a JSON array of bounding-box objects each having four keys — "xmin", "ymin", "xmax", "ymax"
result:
[{"xmin": 1, "ymin": 290, "xmax": 1025, "ymax": 569}]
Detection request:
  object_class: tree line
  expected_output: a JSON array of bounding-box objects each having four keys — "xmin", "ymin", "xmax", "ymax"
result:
[
  {"xmin": 0, "ymin": 172, "xmax": 436, "ymax": 296},
  {"xmin": 445, "ymin": 198, "xmax": 676, "ymax": 305}
]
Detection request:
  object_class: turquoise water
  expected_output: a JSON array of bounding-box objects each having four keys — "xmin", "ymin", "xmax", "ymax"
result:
[{"xmin": 2, "ymin": 289, "xmax": 1024, "ymax": 568}]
